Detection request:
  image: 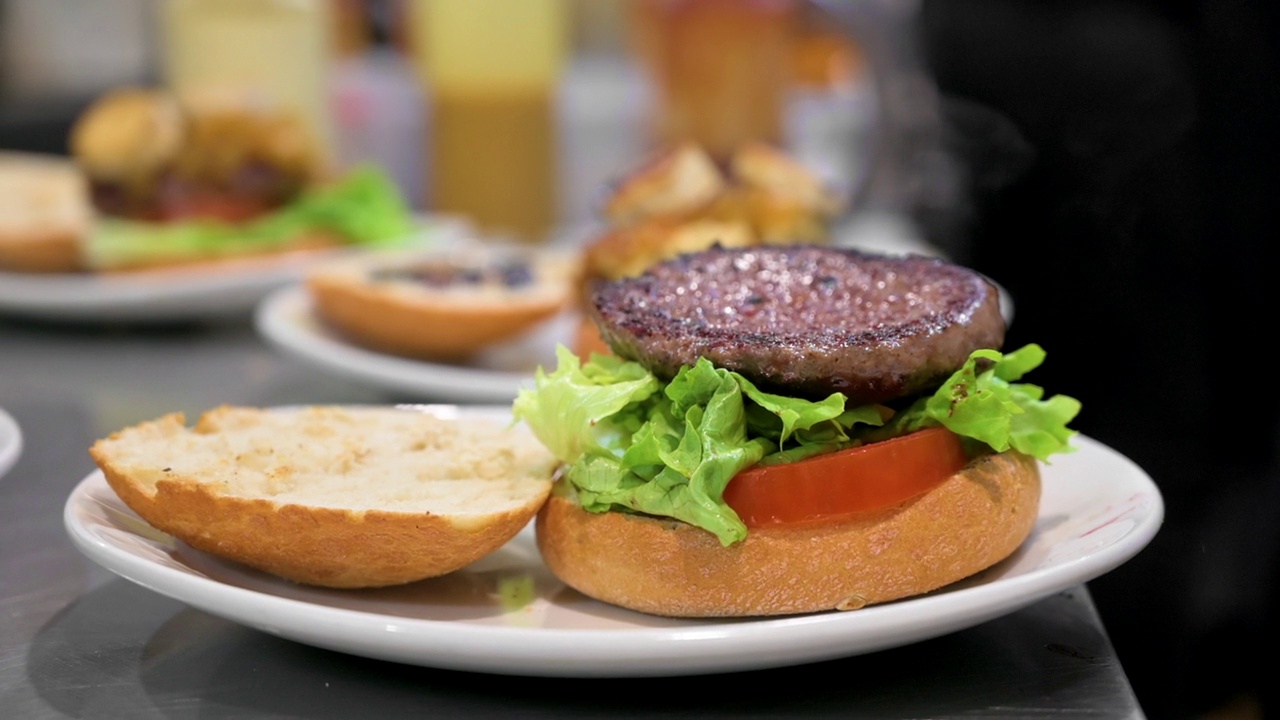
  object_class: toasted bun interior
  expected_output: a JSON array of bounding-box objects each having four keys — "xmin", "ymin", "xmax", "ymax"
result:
[
  {"xmin": 535, "ymin": 450, "xmax": 1040, "ymax": 617},
  {"xmin": 90, "ymin": 406, "xmax": 557, "ymax": 588}
]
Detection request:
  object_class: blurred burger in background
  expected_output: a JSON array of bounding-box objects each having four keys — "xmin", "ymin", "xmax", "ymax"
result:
[
  {"xmin": 0, "ymin": 86, "xmax": 417, "ymax": 274},
  {"xmin": 72, "ymin": 87, "xmax": 322, "ymax": 225}
]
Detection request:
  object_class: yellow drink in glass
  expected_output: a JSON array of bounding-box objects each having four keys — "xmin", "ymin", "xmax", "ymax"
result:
[{"xmin": 406, "ymin": 0, "xmax": 569, "ymax": 242}]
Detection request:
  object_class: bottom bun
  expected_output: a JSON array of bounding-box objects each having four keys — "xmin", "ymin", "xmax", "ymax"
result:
[{"xmin": 535, "ymin": 450, "xmax": 1040, "ymax": 617}]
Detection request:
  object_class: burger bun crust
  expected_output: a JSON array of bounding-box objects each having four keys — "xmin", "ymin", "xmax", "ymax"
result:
[
  {"xmin": 90, "ymin": 406, "xmax": 557, "ymax": 589},
  {"xmin": 535, "ymin": 450, "xmax": 1040, "ymax": 617}
]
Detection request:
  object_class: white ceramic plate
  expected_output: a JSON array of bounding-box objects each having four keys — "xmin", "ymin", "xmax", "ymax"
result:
[
  {"xmin": 0, "ymin": 216, "xmax": 469, "ymax": 324},
  {"xmin": 255, "ymin": 285, "xmax": 575, "ymax": 403},
  {"xmin": 64, "ymin": 406, "xmax": 1163, "ymax": 678},
  {"xmin": 0, "ymin": 405, "xmax": 21, "ymax": 479}
]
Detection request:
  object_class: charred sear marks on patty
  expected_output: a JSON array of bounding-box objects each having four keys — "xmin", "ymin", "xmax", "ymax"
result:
[{"xmin": 589, "ymin": 245, "xmax": 1006, "ymax": 405}]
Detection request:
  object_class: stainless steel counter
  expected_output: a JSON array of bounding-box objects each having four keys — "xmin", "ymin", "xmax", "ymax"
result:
[{"xmin": 0, "ymin": 313, "xmax": 1147, "ymax": 718}]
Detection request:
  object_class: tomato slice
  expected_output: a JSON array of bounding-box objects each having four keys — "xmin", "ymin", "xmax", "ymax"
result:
[
  {"xmin": 157, "ymin": 192, "xmax": 272, "ymax": 223},
  {"xmin": 723, "ymin": 427, "xmax": 969, "ymax": 529}
]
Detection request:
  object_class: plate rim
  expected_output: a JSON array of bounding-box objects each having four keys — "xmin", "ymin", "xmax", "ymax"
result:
[
  {"xmin": 0, "ymin": 405, "xmax": 21, "ymax": 479},
  {"xmin": 0, "ymin": 214, "xmax": 468, "ymax": 323},
  {"xmin": 63, "ymin": 411, "xmax": 1163, "ymax": 678},
  {"xmin": 254, "ymin": 285, "xmax": 538, "ymax": 403}
]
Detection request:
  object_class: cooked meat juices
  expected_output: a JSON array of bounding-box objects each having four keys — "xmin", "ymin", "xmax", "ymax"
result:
[{"xmin": 589, "ymin": 245, "xmax": 1006, "ymax": 405}]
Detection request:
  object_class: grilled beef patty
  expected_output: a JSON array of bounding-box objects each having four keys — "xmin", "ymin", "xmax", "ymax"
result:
[{"xmin": 589, "ymin": 245, "xmax": 1006, "ymax": 405}]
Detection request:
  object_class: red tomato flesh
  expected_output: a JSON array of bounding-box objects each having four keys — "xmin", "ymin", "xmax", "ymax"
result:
[
  {"xmin": 723, "ymin": 427, "xmax": 969, "ymax": 529},
  {"xmin": 156, "ymin": 192, "xmax": 273, "ymax": 223}
]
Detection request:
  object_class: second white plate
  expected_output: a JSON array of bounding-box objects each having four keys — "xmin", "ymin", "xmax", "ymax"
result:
[
  {"xmin": 0, "ymin": 215, "xmax": 469, "ymax": 324},
  {"xmin": 255, "ymin": 285, "xmax": 575, "ymax": 403}
]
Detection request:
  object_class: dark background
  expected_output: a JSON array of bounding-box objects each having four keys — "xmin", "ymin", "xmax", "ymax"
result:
[{"xmin": 916, "ymin": 1, "xmax": 1280, "ymax": 717}]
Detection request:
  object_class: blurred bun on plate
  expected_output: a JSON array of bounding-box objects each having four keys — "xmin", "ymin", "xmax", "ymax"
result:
[
  {"xmin": 0, "ymin": 152, "xmax": 93, "ymax": 273},
  {"xmin": 583, "ymin": 142, "xmax": 844, "ymax": 288},
  {"xmin": 89, "ymin": 405, "xmax": 557, "ymax": 589},
  {"xmin": 574, "ymin": 141, "xmax": 846, "ymax": 357},
  {"xmin": 602, "ymin": 142, "xmax": 727, "ymax": 227},
  {"xmin": 306, "ymin": 244, "xmax": 580, "ymax": 361},
  {"xmin": 69, "ymin": 87, "xmax": 186, "ymax": 189},
  {"xmin": 723, "ymin": 141, "xmax": 846, "ymax": 243},
  {"xmin": 582, "ymin": 217, "xmax": 755, "ymax": 286}
]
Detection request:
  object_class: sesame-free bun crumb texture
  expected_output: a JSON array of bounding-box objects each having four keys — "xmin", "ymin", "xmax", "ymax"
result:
[
  {"xmin": 89, "ymin": 406, "xmax": 556, "ymax": 588},
  {"xmin": 536, "ymin": 450, "xmax": 1040, "ymax": 617}
]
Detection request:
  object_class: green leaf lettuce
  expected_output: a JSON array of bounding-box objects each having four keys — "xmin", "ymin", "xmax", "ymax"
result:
[
  {"xmin": 512, "ymin": 343, "xmax": 1080, "ymax": 546},
  {"xmin": 86, "ymin": 165, "xmax": 419, "ymax": 269}
]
